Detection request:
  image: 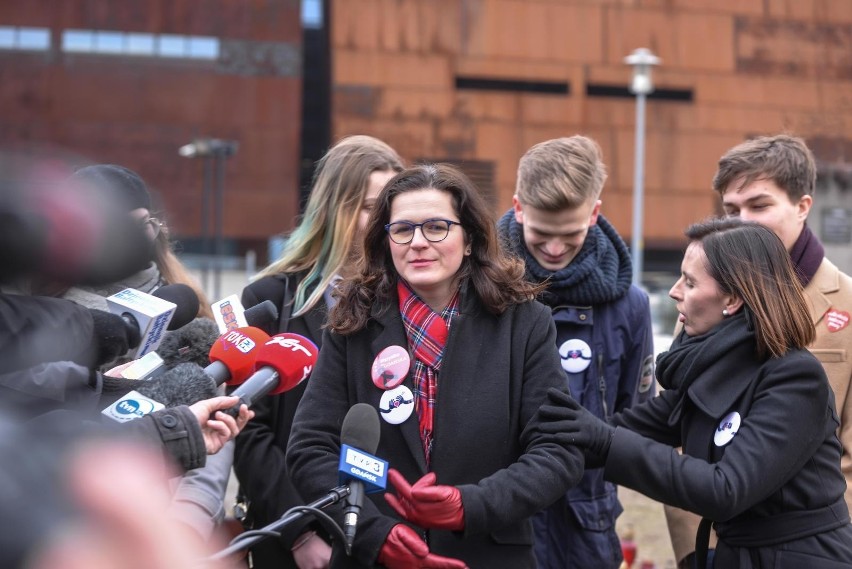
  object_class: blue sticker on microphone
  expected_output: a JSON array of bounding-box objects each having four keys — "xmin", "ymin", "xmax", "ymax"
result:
[{"xmin": 338, "ymin": 444, "xmax": 388, "ymax": 493}]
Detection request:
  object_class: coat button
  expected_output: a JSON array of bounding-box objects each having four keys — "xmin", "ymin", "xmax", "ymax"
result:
[
  {"xmin": 579, "ymin": 314, "xmax": 587, "ymax": 321},
  {"xmin": 161, "ymin": 414, "xmax": 178, "ymax": 428}
]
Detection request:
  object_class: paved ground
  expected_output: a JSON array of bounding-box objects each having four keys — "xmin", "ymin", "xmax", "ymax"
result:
[{"xmin": 617, "ymin": 488, "xmax": 677, "ymax": 569}]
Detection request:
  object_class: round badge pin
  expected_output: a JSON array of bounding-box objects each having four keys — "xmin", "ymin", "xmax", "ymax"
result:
[
  {"xmin": 558, "ymin": 339, "xmax": 593, "ymax": 374},
  {"xmin": 378, "ymin": 385, "xmax": 414, "ymax": 424},
  {"xmin": 714, "ymin": 411, "xmax": 741, "ymax": 447},
  {"xmin": 371, "ymin": 345, "xmax": 410, "ymax": 390}
]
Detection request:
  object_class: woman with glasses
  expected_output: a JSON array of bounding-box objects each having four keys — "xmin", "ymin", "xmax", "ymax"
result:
[{"xmin": 286, "ymin": 163, "xmax": 584, "ymax": 569}]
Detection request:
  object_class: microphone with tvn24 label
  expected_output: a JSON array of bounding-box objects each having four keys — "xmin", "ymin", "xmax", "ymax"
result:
[
  {"xmin": 221, "ymin": 333, "xmax": 318, "ymax": 418},
  {"xmin": 105, "ymin": 283, "xmax": 198, "ymax": 359},
  {"xmin": 338, "ymin": 403, "xmax": 388, "ymax": 555},
  {"xmin": 99, "ymin": 363, "xmax": 218, "ymax": 423}
]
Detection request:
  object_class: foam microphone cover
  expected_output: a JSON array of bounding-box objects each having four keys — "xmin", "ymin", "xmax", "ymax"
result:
[
  {"xmin": 88, "ymin": 308, "xmax": 133, "ymax": 366},
  {"xmin": 136, "ymin": 363, "xmax": 218, "ymax": 407},
  {"xmin": 254, "ymin": 333, "xmax": 319, "ymax": 395},
  {"xmin": 158, "ymin": 317, "xmax": 220, "ymax": 368},
  {"xmin": 341, "ymin": 403, "xmax": 381, "ymax": 454},
  {"xmin": 100, "ymin": 363, "xmax": 218, "ymax": 408},
  {"xmin": 152, "ymin": 284, "xmax": 199, "ymax": 330},
  {"xmin": 208, "ymin": 326, "xmax": 271, "ymax": 385},
  {"xmin": 244, "ymin": 300, "xmax": 279, "ymax": 329}
]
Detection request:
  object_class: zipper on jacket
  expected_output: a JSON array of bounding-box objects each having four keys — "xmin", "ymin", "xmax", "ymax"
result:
[{"xmin": 598, "ymin": 352, "xmax": 609, "ymax": 419}]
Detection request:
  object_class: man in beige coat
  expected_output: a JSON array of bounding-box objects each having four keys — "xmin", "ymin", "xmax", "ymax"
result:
[{"xmin": 666, "ymin": 134, "xmax": 852, "ymax": 569}]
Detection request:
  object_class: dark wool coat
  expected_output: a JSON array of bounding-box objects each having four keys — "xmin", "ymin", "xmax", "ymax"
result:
[
  {"xmin": 286, "ymin": 286, "xmax": 584, "ymax": 569},
  {"xmin": 609, "ymin": 348, "xmax": 852, "ymax": 568},
  {"xmin": 233, "ymin": 273, "xmax": 327, "ymax": 568}
]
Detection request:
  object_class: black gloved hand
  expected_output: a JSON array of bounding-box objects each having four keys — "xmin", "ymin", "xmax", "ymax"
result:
[
  {"xmin": 88, "ymin": 309, "xmax": 132, "ymax": 365},
  {"xmin": 538, "ymin": 387, "xmax": 616, "ymax": 458}
]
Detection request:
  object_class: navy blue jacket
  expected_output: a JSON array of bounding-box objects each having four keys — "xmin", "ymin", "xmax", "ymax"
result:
[{"xmin": 497, "ymin": 210, "xmax": 655, "ymax": 569}]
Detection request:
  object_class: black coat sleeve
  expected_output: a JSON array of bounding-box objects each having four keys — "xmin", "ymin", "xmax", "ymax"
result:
[
  {"xmin": 124, "ymin": 405, "xmax": 207, "ymax": 472},
  {"xmin": 604, "ymin": 353, "xmax": 830, "ymax": 521},
  {"xmin": 458, "ymin": 303, "xmax": 585, "ymax": 535},
  {"xmin": 286, "ymin": 327, "xmax": 392, "ymax": 567}
]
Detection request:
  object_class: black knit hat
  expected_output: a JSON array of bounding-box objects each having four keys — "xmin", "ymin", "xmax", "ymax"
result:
[{"xmin": 72, "ymin": 164, "xmax": 152, "ymax": 212}]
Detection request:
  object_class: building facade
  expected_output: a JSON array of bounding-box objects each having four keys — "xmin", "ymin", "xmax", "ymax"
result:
[{"xmin": 328, "ymin": 0, "xmax": 852, "ymax": 273}]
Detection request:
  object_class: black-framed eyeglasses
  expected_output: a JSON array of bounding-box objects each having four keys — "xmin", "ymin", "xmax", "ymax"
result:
[{"xmin": 384, "ymin": 218, "xmax": 462, "ymax": 245}]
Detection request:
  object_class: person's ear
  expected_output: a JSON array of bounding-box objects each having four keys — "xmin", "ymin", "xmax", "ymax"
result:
[
  {"xmin": 723, "ymin": 295, "xmax": 744, "ymax": 316},
  {"xmin": 512, "ymin": 195, "xmax": 524, "ymax": 224},
  {"xmin": 589, "ymin": 200, "xmax": 602, "ymax": 226},
  {"xmin": 797, "ymin": 194, "xmax": 813, "ymax": 222}
]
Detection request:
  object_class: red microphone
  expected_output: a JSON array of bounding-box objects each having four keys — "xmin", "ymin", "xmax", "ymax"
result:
[
  {"xmin": 222, "ymin": 333, "xmax": 319, "ymax": 416},
  {"xmin": 205, "ymin": 326, "xmax": 271, "ymax": 386}
]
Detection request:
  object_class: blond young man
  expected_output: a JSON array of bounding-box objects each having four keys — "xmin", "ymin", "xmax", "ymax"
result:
[
  {"xmin": 498, "ymin": 136, "xmax": 656, "ymax": 569},
  {"xmin": 666, "ymin": 134, "xmax": 852, "ymax": 569}
]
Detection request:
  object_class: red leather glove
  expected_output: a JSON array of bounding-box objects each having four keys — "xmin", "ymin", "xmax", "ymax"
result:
[
  {"xmin": 384, "ymin": 469, "xmax": 465, "ymax": 531},
  {"xmin": 378, "ymin": 524, "xmax": 468, "ymax": 569}
]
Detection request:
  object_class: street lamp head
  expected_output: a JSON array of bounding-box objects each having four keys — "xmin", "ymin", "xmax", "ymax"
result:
[
  {"xmin": 624, "ymin": 48, "xmax": 661, "ymax": 96},
  {"xmin": 179, "ymin": 138, "xmax": 239, "ymax": 158}
]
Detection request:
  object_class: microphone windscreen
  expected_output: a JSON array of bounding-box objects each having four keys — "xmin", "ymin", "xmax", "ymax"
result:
[
  {"xmin": 157, "ymin": 317, "xmax": 220, "ymax": 368},
  {"xmin": 153, "ymin": 284, "xmax": 199, "ymax": 330},
  {"xmin": 254, "ymin": 333, "xmax": 319, "ymax": 395},
  {"xmin": 341, "ymin": 403, "xmax": 381, "ymax": 454},
  {"xmin": 209, "ymin": 326, "xmax": 271, "ymax": 385},
  {"xmin": 245, "ymin": 300, "xmax": 278, "ymax": 329},
  {"xmin": 88, "ymin": 309, "xmax": 132, "ymax": 366},
  {"xmin": 136, "ymin": 362, "xmax": 218, "ymax": 407}
]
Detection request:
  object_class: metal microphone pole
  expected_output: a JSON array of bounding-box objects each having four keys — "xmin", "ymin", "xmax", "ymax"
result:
[{"xmin": 206, "ymin": 484, "xmax": 351, "ymax": 562}]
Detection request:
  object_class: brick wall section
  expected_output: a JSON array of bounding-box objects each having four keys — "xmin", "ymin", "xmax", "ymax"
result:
[
  {"xmin": 330, "ymin": 0, "xmax": 852, "ymax": 249},
  {"xmin": 0, "ymin": 0, "xmax": 303, "ymax": 240}
]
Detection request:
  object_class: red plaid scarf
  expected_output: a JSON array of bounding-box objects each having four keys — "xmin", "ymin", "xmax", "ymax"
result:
[{"xmin": 398, "ymin": 280, "xmax": 459, "ymax": 466}]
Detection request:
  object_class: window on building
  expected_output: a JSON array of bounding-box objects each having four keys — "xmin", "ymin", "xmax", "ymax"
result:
[
  {"xmin": 61, "ymin": 29, "xmax": 220, "ymax": 60},
  {"xmin": 0, "ymin": 26, "xmax": 50, "ymax": 51},
  {"xmin": 302, "ymin": 0, "xmax": 324, "ymax": 29}
]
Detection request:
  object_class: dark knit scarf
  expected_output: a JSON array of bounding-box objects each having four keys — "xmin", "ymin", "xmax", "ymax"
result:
[
  {"xmin": 497, "ymin": 209, "xmax": 632, "ymax": 305},
  {"xmin": 398, "ymin": 280, "xmax": 459, "ymax": 467},
  {"xmin": 655, "ymin": 312, "xmax": 756, "ymax": 425},
  {"xmin": 789, "ymin": 224, "xmax": 824, "ymax": 287}
]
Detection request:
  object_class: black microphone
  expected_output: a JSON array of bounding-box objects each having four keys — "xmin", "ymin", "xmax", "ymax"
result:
[
  {"xmin": 245, "ymin": 300, "xmax": 279, "ymax": 329},
  {"xmin": 340, "ymin": 403, "xmax": 381, "ymax": 554},
  {"xmin": 152, "ymin": 284, "xmax": 199, "ymax": 331}
]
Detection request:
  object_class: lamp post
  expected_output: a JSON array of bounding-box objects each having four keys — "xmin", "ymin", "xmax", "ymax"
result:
[
  {"xmin": 624, "ymin": 47, "xmax": 660, "ymax": 287},
  {"xmin": 179, "ymin": 138, "xmax": 239, "ymax": 300}
]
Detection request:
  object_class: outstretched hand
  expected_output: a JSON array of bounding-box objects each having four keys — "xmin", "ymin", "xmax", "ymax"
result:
[
  {"xmin": 378, "ymin": 524, "xmax": 468, "ymax": 569},
  {"xmin": 385, "ymin": 469, "xmax": 464, "ymax": 531},
  {"xmin": 188, "ymin": 395, "xmax": 254, "ymax": 455},
  {"xmin": 538, "ymin": 387, "xmax": 615, "ymax": 458}
]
